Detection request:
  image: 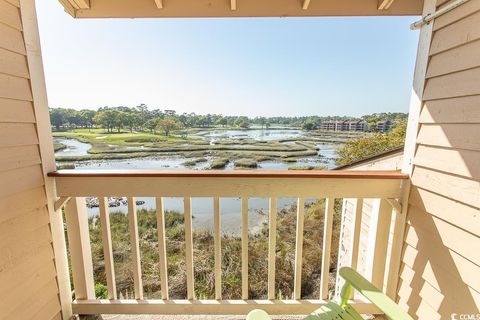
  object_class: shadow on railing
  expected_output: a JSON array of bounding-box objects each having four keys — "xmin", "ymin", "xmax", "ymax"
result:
[{"xmin": 48, "ymin": 170, "xmax": 409, "ymax": 316}]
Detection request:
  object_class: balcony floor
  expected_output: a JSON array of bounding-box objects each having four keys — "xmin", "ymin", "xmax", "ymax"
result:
[
  {"xmin": 78, "ymin": 315, "xmax": 385, "ymax": 320},
  {"xmin": 79, "ymin": 316, "xmax": 305, "ymax": 320}
]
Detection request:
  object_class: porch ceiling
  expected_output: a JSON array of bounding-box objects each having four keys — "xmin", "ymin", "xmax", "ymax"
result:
[{"xmin": 58, "ymin": 0, "xmax": 423, "ymax": 18}]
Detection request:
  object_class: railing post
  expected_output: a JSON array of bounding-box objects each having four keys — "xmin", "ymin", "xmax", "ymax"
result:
[
  {"xmin": 349, "ymin": 198, "xmax": 364, "ymax": 273},
  {"xmin": 335, "ymin": 198, "xmax": 364, "ymax": 299},
  {"xmin": 127, "ymin": 197, "xmax": 143, "ymax": 299},
  {"xmin": 349, "ymin": 198, "xmax": 363, "ymax": 299},
  {"xmin": 156, "ymin": 197, "xmax": 169, "ymax": 300},
  {"xmin": 241, "ymin": 197, "xmax": 249, "ymax": 300},
  {"xmin": 365, "ymin": 198, "xmax": 393, "ymax": 290},
  {"xmin": 334, "ymin": 198, "xmax": 347, "ymax": 298},
  {"xmin": 213, "ymin": 197, "xmax": 222, "ymax": 300},
  {"xmin": 65, "ymin": 197, "xmax": 95, "ymax": 300},
  {"xmin": 99, "ymin": 197, "xmax": 116, "ymax": 299},
  {"xmin": 320, "ymin": 197, "xmax": 335, "ymax": 299},
  {"xmin": 267, "ymin": 198, "xmax": 277, "ymax": 300},
  {"xmin": 293, "ymin": 198, "xmax": 305, "ymax": 300},
  {"xmin": 386, "ymin": 180, "xmax": 411, "ymax": 298},
  {"xmin": 184, "ymin": 197, "xmax": 195, "ymax": 299}
]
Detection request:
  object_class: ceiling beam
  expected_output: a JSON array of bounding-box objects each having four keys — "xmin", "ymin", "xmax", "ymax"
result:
[
  {"xmin": 378, "ymin": 0, "xmax": 395, "ymax": 10},
  {"xmin": 302, "ymin": 0, "xmax": 311, "ymax": 10},
  {"xmin": 154, "ymin": 0, "xmax": 163, "ymax": 8},
  {"xmin": 73, "ymin": 0, "xmax": 90, "ymax": 9},
  {"xmin": 58, "ymin": 0, "xmax": 76, "ymax": 16},
  {"xmin": 230, "ymin": 0, "xmax": 237, "ymax": 10}
]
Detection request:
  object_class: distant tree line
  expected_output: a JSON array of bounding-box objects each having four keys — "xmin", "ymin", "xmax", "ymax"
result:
[
  {"xmin": 49, "ymin": 104, "xmax": 407, "ymax": 135},
  {"xmin": 49, "ymin": 105, "xmax": 257, "ymax": 134}
]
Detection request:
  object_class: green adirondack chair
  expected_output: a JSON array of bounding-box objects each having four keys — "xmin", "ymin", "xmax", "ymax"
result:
[{"xmin": 246, "ymin": 267, "xmax": 413, "ymax": 320}]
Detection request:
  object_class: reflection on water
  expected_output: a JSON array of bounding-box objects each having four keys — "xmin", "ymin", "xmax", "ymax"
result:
[
  {"xmin": 197, "ymin": 129, "xmax": 304, "ymax": 141},
  {"xmin": 54, "ymin": 138, "xmax": 91, "ymax": 156},
  {"xmin": 75, "ymin": 157, "xmax": 211, "ymax": 170},
  {"xmin": 316, "ymin": 142, "xmax": 339, "ymax": 167}
]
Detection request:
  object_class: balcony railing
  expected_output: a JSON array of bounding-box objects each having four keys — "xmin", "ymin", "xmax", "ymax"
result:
[{"xmin": 48, "ymin": 170, "xmax": 409, "ymax": 316}]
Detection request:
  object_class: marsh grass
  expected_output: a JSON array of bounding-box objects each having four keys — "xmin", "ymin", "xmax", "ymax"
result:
[
  {"xmin": 53, "ymin": 142, "xmax": 67, "ymax": 152},
  {"xmin": 210, "ymin": 158, "xmax": 230, "ymax": 169},
  {"xmin": 57, "ymin": 163, "xmax": 75, "ymax": 169},
  {"xmin": 54, "ymin": 128, "xmax": 336, "ymax": 165},
  {"xmin": 234, "ymin": 159, "xmax": 258, "ymax": 169},
  {"xmin": 56, "ymin": 152, "xmax": 153, "ymax": 162},
  {"xmin": 288, "ymin": 165, "xmax": 327, "ymax": 170},
  {"xmin": 88, "ymin": 200, "xmax": 342, "ymax": 300},
  {"xmin": 181, "ymin": 158, "xmax": 208, "ymax": 167}
]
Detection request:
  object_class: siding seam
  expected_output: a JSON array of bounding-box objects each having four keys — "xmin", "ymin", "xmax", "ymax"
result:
[
  {"xmin": 0, "ymin": 44, "xmax": 26, "ymax": 57},
  {"xmin": 433, "ymin": 7, "xmax": 480, "ymax": 31},
  {"xmin": 408, "ymin": 201, "xmax": 480, "ymax": 238},
  {"xmin": 0, "ymin": 19, "xmax": 22, "ymax": 33},
  {"xmin": 0, "ymin": 69, "xmax": 31, "ymax": 80},
  {"xmin": 415, "ymin": 140, "xmax": 480, "ymax": 155},
  {"xmin": 414, "ymin": 163, "xmax": 480, "ymax": 184},
  {"xmin": 429, "ymin": 33, "xmax": 480, "ymax": 57},
  {"xmin": 424, "ymin": 64, "xmax": 480, "ymax": 80}
]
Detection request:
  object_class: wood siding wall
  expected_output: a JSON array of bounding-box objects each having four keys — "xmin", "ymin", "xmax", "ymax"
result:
[
  {"xmin": 336, "ymin": 151, "xmax": 403, "ymax": 295},
  {"xmin": 0, "ymin": 0, "xmax": 62, "ymax": 319},
  {"xmin": 398, "ymin": 0, "xmax": 480, "ymax": 318}
]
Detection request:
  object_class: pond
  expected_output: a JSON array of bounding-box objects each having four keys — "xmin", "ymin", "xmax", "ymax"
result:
[
  {"xmin": 54, "ymin": 138, "xmax": 91, "ymax": 156},
  {"xmin": 196, "ymin": 128, "xmax": 304, "ymax": 141}
]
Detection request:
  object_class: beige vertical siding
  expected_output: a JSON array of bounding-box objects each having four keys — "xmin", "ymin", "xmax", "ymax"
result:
[
  {"xmin": 0, "ymin": 0, "xmax": 62, "ymax": 319},
  {"xmin": 398, "ymin": 0, "xmax": 480, "ymax": 318},
  {"xmin": 336, "ymin": 151, "xmax": 403, "ymax": 293}
]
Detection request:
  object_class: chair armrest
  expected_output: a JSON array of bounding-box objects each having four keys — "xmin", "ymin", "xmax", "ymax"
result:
[
  {"xmin": 339, "ymin": 267, "xmax": 413, "ymax": 320},
  {"xmin": 247, "ymin": 309, "xmax": 271, "ymax": 320}
]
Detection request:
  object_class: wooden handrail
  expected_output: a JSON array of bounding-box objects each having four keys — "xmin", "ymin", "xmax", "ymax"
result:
[{"xmin": 47, "ymin": 169, "xmax": 408, "ymax": 179}]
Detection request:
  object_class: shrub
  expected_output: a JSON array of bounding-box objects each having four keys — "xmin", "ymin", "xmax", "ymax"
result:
[
  {"xmin": 57, "ymin": 163, "xmax": 75, "ymax": 170},
  {"xmin": 95, "ymin": 283, "xmax": 108, "ymax": 299}
]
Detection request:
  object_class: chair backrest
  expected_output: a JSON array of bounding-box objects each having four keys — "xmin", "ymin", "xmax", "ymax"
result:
[{"xmin": 339, "ymin": 267, "xmax": 413, "ymax": 320}]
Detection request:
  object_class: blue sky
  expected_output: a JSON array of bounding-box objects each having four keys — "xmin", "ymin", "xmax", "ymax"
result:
[{"xmin": 36, "ymin": 2, "xmax": 419, "ymax": 117}]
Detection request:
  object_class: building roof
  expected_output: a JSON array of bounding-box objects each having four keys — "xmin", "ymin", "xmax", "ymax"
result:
[
  {"xmin": 333, "ymin": 145, "xmax": 404, "ymax": 170},
  {"xmin": 58, "ymin": 0, "xmax": 423, "ymax": 19}
]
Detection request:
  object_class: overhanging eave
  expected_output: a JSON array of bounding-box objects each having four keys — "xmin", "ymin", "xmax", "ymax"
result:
[{"xmin": 58, "ymin": 0, "xmax": 423, "ymax": 18}]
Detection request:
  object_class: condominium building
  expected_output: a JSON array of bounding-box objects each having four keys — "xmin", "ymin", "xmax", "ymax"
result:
[{"xmin": 320, "ymin": 120, "xmax": 368, "ymax": 132}]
